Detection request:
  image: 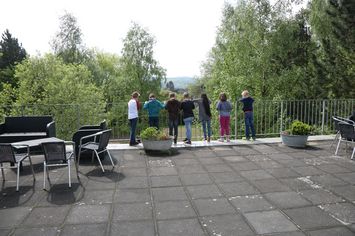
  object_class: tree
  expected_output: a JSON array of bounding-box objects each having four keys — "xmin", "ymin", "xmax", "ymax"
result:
[
  {"xmin": 121, "ymin": 23, "xmax": 166, "ymax": 99},
  {"xmin": 51, "ymin": 12, "xmax": 85, "ymax": 64},
  {"xmin": 0, "ymin": 29, "xmax": 27, "ymax": 87}
]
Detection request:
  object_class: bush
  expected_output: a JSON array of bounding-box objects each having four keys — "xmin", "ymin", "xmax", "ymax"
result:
[
  {"xmin": 140, "ymin": 127, "xmax": 170, "ymax": 141},
  {"xmin": 288, "ymin": 120, "xmax": 312, "ymax": 135}
]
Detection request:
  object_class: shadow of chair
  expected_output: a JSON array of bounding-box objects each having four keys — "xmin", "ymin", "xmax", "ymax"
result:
[
  {"xmin": 42, "ymin": 141, "xmax": 77, "ymax": 190},
  {"xmin": 0, "ymin": 144, "xmax": 36, "ymax": 191},
  {"xmin": 77, "ymin": 129, "xmax": 114, "ymax": 173}
]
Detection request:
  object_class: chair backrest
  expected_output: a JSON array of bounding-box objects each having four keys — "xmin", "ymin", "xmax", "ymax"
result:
[
  {"xmin": 42, "ymin": 142, "xmax": 66, "ymax": 163},
  {"xmin": 0, "ymin": 144, "xmax": 16, "ymax": 163},
  {"xmin": 333, "ymin": 116, "xmax": 354, "ymax": 132},
  {"xmin": 339, "ymin": 122, "xmax": 355, "ymax": 140},
  {"xmin": 98, "ymin": 129, "xmax": 111, "ymax": 151},
  {"xmin": 100, "ymin": 120, "xmax": 107, "ymax": 130}
]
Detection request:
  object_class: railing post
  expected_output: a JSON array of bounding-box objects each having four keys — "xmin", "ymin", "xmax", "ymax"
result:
[
  {"xmin": 321, "ymin": 100, "xmax": 325, "ymax": 134},
  {"xmin": 235, "ymin": 101, "xmax": 238, "ymax": 140},
  {"xmin": 280, "ymin": 101, "xmax": 284, "ymax": 133}
]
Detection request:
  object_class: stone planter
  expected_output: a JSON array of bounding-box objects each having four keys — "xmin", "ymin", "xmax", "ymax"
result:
[
  {"xmin": 281, "ymin": 133, "xmax": 309, "ymax": 148},
  {"xmin": 142, "ymin": 139, "xmax": 173, "ymax": 151}
]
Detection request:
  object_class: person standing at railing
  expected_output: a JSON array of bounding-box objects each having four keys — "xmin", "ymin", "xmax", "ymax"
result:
[
  {"xmin": 240, "ymin": 90, "xmax": 256, "ymax": 141},
  {"xmin": 128, "ymin": 91, "xmax": 141, "ymax": 146},
  {"xmin": 165, "ymin": 92, "xmax": 181, "ymax": 145},
  {"xmin": 181, "ymin": 92, "xmax": 195, "ymax": 145},
  {"xmin": 217, "ymin": 93, "xmax": 232, "ymax": 142},
  {"xmin": 193, "ymin": 93, "xmax": 212, "ymax": 143},
  {"xmin": 143, "ymin": 93, "xmax": 165, "ymax": 129}
]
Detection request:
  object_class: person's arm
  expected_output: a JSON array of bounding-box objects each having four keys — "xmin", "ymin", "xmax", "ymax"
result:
[
  {"xmin": 143, "ymin": 101, "xmax": 148, "ymax": 110},
  {"xmin": 159, "ymin": 100, "xmax": 165, "ymax": 109},
  {"xmin": 216, "ymin": 101, "xmax": 220, "ymax": 111}
]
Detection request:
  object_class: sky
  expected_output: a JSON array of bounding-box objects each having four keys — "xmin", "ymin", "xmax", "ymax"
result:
[{"xmin": 0, "ymin": 0, "xmax": 226, "ymax": 77}]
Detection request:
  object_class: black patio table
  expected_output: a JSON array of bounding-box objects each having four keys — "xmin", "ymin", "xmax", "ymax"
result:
[{"xmin": 12, "ymin": 137, "xmax": 64, "ymax": 148}]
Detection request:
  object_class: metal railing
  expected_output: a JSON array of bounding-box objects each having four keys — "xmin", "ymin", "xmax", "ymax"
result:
[{"xmin": 0, "ymin": 99, "xmax": 353, "ymax": 141}]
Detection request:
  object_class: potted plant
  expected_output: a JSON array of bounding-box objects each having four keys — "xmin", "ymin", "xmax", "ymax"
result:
[
  {"xmin": 281, "ymin": 120, "xmax": 312, "ymax": 147},
  {"xmin": 140, "ymin": 127, "xmax": 173, "ymax": 151}
]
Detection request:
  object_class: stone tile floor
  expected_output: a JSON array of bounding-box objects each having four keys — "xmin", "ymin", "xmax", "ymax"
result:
[{"xmin": 0, "ymin": 140, "xmax": 355, "ymax": 235}]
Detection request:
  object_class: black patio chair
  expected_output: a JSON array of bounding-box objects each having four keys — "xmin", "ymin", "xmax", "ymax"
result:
[
  {"xmin": 77, "ymin": 129, "xmax": 114, "ymax": 172},
  {"xmin": 0, "ymin": 144, "xmax": 35, "ymax": 191},
  {"xmin": 42, "ymin": 141, "xmax": 76, "ymax": 190},
  {"xmin": 335, "ymin": 122, "xmax": 355, "ymax": 160},
  {"xmin": 331, "ymin": 116, "xmax": 355, "ymax": 149}
]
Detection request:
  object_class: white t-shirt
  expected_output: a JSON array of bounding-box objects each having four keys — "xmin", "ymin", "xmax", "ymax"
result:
[{"xmin": 128, "ymin": 99, "xmax": 138, "ymax": 119}]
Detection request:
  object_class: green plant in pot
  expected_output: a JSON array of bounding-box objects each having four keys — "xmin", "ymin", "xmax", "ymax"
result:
[
  {"xmin": 281, "ymin": 120, "xmax": 312, "ymax": 147},
  {"xmin": 140, "ymin": 127, "xmax": 172, "ymax": 151}
]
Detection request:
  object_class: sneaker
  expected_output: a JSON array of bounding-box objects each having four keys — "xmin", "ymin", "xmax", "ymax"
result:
[
  {"xmin": 246, "ymin": 137, "xmax": 250, "ymax": 141},
  {"xmin": 207, "ymin": 137, "xmax": 211, "ymax": 143},
  {"xmin": 183, "ymin": 138, "xmax": 188, "ymax": 142},
  {"xmin": 226, "ymin": 139, "xmax": 230, "ymax": 142},
  {"xmin": 252, "ymin": 137, "xmax": 256, "ymax": 141},
  {"xmin": 184, "ymin": 140, "xmax": 192, "ymax": 145},
  {"xmin": 129, "ymin": 142, "xmax": 139, "ymax": 146},
  {"xmin": 218, "ymin": 138, "xmax": 224, "ymax": 142},
  {"xmin": 174, "ymin": 139, "xmax": 177, "ymax": 144}
]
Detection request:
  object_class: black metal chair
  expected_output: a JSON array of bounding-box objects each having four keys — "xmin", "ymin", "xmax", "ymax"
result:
[
  {"xmin": 42, "ymin": 141, "xmax": 76, "ymax": 190},
  {"xmin": 0, "ymin": 144, "xmax": 35, "ymax": 191},
  {"xmin": 77, "ymin": 129, "xmax": 114, "ymax": 172},
  {"xmin": 331, "ymin": 116, "xmax": 355, "ymax": 149},
  {"xmin": 335, "ymin": 122, "xmax": 355, "ymax": 160}
]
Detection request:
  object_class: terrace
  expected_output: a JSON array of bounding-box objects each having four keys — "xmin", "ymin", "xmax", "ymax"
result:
[{"xmin": 0, "ymin": 138, "xmax": 355, "ymax": 236}]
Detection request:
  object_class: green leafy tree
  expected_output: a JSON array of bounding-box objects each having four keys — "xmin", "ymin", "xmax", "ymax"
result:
[
  {"xmin": 14, "ymin": 54, "xmax": 105, "ymax": 139},
  {"xmin": 121, "ymin": 23, "xmax": 166, "ymax": 99},
  {"xmin": 51, "ymin": 12, "xmax": 86, "ymax": 64},
  {"xmin": 0, "ymin": 29, "xmax": 27, "ymax": 88}
]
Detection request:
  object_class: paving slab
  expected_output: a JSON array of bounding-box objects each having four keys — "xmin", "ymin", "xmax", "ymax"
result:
[
  {"xmin": 66, "ymin": 204, "xmax": 111, "ymax": 224},
  {"xmin": 300, "ymin": 189, "xmax": 345, "ymax": 204},
  {"xmin": 229, "ymin": 195, "xmax": 274, "ymax": 212},
  {"xmin": 218, "ymin": 182, "xmax": 260, "ymax": 196},
  {"xmin": 22, "ymin": 206, "xmax": 70, "ymax": 227},
  {"xmin": 244, "ymin": 210, "xmax": 298, "ymax": 234},
  {"xmin": 264, "ymin": 192, "xmax": 311, "ymax": 209},
  {"xmin": 307, "ymin": 227, "xmax": 355, "ymax": 236},
  {"xmin": 112, "ymin": 202, "xmax": 153, "ymax": 221},
  {"xmin": 320, "ymin": 203, "xmax": 355, "ymax": 224},
  {"xmin": 114, "ymin": 188, "xmax": 150, "ymax": 203},
  {"xmin": 13, "ymin": 227, "xmax": 59, "ymax": 236},
  {"xmin": 0, "ymin": 207, "xmax": 31, "ymax": 228},
  {"xmin": 150, "ymin": 175, "xmax": 181, "ymax": 187},
  {"xmin": 155, "ymin": 200, "xmax": 196, "ymax": 220},
  {"xmin": 186, "ymin": 185, "xmax": 223, "ymax": 199},
  {"xmin": 157, "ymin": 218, "xmax": 206, "ymax": 236},
  {"xmin": 110, "ymin": 220, "xmax": 155, "ymax": 236},
  {"xmin": 179, "ymin": 173, "xmax": 213, "ymax": 185},
  {"xmin": 152, "ymin": 187, "xmax": 188, "ymax": 202},
  {"xmin": 80, "ymin": 189, "xmax": 114, "ymax": 204},
  {"xmin": 209, "ymin": 172, "xmax": 244, "ymax": 183},
  {"xmin": 193, "ymin": 198, "xmax": 236, "ymax": 216},
  {"xmin": 60, "ymin": 224, "xmax": 106, "ymax": 236},
  {"xmin": 251, "ymin": 179, "xmax": 292, "ymax": 193},
  {"xmin": 117, "ymin": 176, "xmax": 148, "ymax": 189},
  {"xmin": 201, "ymin": 214, "xmax": 254, "ymax": 236},
  {"xmin": 284, "ymin": 206, "xmax": 341, "ymax": 229},
  {"xmin": 240, "ymin": 170, "xmax": 274, "ymax": 180}
]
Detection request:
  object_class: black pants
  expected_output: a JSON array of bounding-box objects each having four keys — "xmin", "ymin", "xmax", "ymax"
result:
[{"xmin": 168, "ymin": 119, "xmax": 179, "ymax": 141}]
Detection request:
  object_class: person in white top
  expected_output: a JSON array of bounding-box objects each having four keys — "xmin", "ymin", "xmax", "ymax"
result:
[{"xmin": 128, "ymin": 91, "xmax": 140, "ymax": 146}]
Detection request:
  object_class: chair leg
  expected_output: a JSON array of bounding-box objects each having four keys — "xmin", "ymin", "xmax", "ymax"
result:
[
  {"xmin": 43, "ymin": 162, "xmax": 46, "ymax": 190},
  {"xmin": 95, "ymin": 150, "xmax": 105, "ymax": 173},
  {"xmin": 335, "ymin": 139, "xmax": 341, "ymax": 156},
  {"xmin": 1, "ymin": 163, "xmax": 4, "ymax": 180},
  {"xmin": 351, "ymin": 147, "xmax": 355, "ymax": 160},
  {"xmin": 106, "ymin": 150, "xmax": 115, "ymax": 168},
  {"xmin": 68, "ymin": 159, "xmax": 71, "ymax": 188},
  {"xmin": 28, "ymin": 156, "xmax": 36, "ymax": 181},
  {"xmin": 77, "ymin": 147, "xmax": 82, "ymax": 172},
  {"xmin": 91, "ymin": 151, "xmax": 95, "ymax": 163},
  {"xmin": 16, "ymin": 163, "xmax": 20, "ymax": 192},
  {"xmin": 330, "ymin": 132, "xmax": 340, "ymax": 149}
]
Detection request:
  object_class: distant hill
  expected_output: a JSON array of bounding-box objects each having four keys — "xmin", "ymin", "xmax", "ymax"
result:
[{"xmin": 164, "ymin": 77, "xmax": 195, "ymax": 89}]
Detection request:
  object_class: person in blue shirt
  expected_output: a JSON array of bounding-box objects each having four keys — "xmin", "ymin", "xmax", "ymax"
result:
[
  {"xmin": 143, "ymin": 93, "xmax": 165, "ymax": 129},
  {"xmin": 240, "ymin": 90, "xmax": 256, "ymax": 140}
]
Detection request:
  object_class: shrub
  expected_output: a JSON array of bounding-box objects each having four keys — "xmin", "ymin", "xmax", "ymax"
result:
[
  {"xmin": 288, "ymin": 120, "xmax": 312, "ymax": 135},
  {"xmin": 140, "ymin": 127, "xmax": 170, "ymax": 140}
]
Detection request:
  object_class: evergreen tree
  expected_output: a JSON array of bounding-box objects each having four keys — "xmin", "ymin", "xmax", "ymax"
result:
[{"xmin": 0, "ymin": 29, "xmax": 27, "ymax": 87}]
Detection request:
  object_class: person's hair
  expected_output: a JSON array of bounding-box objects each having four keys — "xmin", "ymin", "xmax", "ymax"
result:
[
  {"xmin": 183, "ymin": 92, "xmax": 189, "ymax": 99},
  {"xmin": 219, "ymin": 92, "xmax": 227, "ymax": 102},
  {"xmin": 132, "ymin": 91, "xmax": 140, "ymax": 98},
  {"xmin": 241, "ymin": 90, "xmax": 249, "ymax": 97},
  {"xmin": 201, "ymin": 93, "xmax": 211, "ymax": 117},
  {"xmin": 169, "ymin": 92, "xmax": 176, "ymax": 98},
  {"xmin": 149, "ymin": 93, "xmax": 155, "ymax": 99}
]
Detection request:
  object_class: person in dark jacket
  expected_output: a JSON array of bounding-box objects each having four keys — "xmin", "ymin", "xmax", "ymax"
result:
[
  {"xmin": 240, "ymin": 90, "xmax": 256, "ymax": 140},
  {"xmin": 165, "ymin": 92, "xmax": 181, "ymax": 144},
  {"xmin": 143, "ymin": 93, "xmax": 165, "ymax": 129},
  {"xmin": 194, "ymin": 93, "xmax": 212, "ymax": 142},
  {"xmin": 180, "ymin": 92, "xmax": 195, "ymax": 145}
]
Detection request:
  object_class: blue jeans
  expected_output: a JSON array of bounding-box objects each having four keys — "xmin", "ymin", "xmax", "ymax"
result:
[
  {"xmin": 168, "ymin": 119, "xmax": 179, "ymax": 141},
  {"xmin": 149, "ymin": 117, "xmax": 159, "ymax": 129},
  {"xmin": 183, "ymin": 117, "xmax": 194, "ymax": 141},
  {"xmin": 202, "ymin": 119, "xmax": 211, "ymax": 139},
  {"xmin": 244, "ymin": 112, "xmax": 256, "ymax": 138},
  {"xmin": 129, "ymin": 118, "xmax": 138, "ymax": 144}
]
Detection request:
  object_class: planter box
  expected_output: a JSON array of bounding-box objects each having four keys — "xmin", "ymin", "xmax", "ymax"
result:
[
  {"xmin": 281, "ymin": 133, "xmax": 309, "ymax": 148},
  {"xmin": 142, "ymin": 139, "xmax": 172, "ymax": 151}
]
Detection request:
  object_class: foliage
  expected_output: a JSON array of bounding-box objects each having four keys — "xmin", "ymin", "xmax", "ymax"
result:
[
  {"xmin": 140, "ymin": 127, "xmax": 170, "ymax": 141},
  {"xmin": 13, "ymin": 54, "xmax": 105, "ymax": 139},
  {"xmin": 286, "ymin": 120, "xmax": 312, "ymax": 135},
  {"xmin": 0, "ymin": 29, "xmax": 27, "ymax": 89},
  {"xmin": 51, "ymin": 12, "xmax": 86, "ymax": 64},
  {"xmin": 121, "ymin": 23, "xmax": 166, "ymax": 99}
]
